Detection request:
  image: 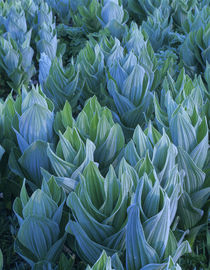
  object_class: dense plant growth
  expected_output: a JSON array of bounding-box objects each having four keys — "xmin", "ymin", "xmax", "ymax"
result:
[{"xmin": 0, "ymin": 0, "xmax": 209, "ymax": 269}]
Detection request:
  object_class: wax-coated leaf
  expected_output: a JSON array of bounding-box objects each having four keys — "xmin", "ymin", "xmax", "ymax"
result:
[
  {"xmin": 126, "ymin": 205, "xmax": 159, "ymax": 270},
  {"xmin": 17, "ymin": 216, "xmax": 60, "ymax": 261},
  {"xmin": 19, "ymin": 141, "xmax": 51, "ymax": 187}
]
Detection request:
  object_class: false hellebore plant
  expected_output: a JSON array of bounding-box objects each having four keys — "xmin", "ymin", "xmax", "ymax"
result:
[
  {"xmin": 77, "ymin": 40, "xmax": 106, "ymax": 104},
  {"xmin": 70, "ymin": 0, "xmax": 102, "ymax": 33},
  {"xmin": 0, "ymin": 93, "xmax": 20, "ymax": 153},
  {"xmin": 13, "ymin": 178, "xmax": 66, "ymax": 268},
  {"xmin": 0, "ymin": 34, "xmax": 35, "ymax": 92},
  {"xmin": 105, "ymin": 23, "xmax": 171, "ymax": 137},
  {"xmin": 100, "ymin": 35, "xmax": 124, "ymax": 67},
  {"xmin": 37, "ymin": 98, "xmax": 95, "ymax": 192},
  {"xmin": 142, "ymin": 7, "xmax": 173, "ymax": 52},
  {"xmin": 123, "ymin": 123, "xmax": 183, "ymax": 225},
  {"xmin": 46, "ymin": 96, "xmax": 125, "ymax": 185},
  {"xmin": 180, "ymin": 20, "xmax": 210, "ymax": 75},
  {"xmin": 123, "ymin": 22, "xmax": 154, "ymax": 64},
  {"xmin": 76, "ymin": 96, "xmax": 125, "ymax": 174},
  {"xmin": 126, "ymin": 174, "xmax": 191, "ymax": 270},
  {"xmin": 45, "ymin": 126, "xmax": 95, "ymax": 192},
  {"xmin": 39, "ymin": 54, "xmax": 81, "ymax": 112},
  {"xmin": 0, "ymin": 6, "xmax": 28, "ymax": 44},
  {"xmin": 171, "ymin": 0, "xmax": 197, "ymax": 28},
  {"xmin": 154, "ymin": 73, "xmax": 209, "ymax": 230},
  {"xmin": 98, "ymin": 0, "xmax": 129, "ymax": 39},
  {"xmin": 35, "ymin": 2, "xmax": 58, "ymax": 60},
  {"xmin": 0, "ymin": 94, "xmax": 19, "ymax": 194},
  {"xmin": 181, "ymin": 5, "xmax": 210, "ymax": 35},
  {"xmin": 66, "ymin": 162, "xmax": 132, "ymax": 265},
  {"xmin": 9, "ymin": 85, "xmax": 55, "ymax": 189},
  {"xmin": 107, "ymin": 50, "xmax": 154, "ymax": 137},
  {"xmin": 0, "ymin": 4, "xmax": 36, "ymax": 91},
  {"xmin": 123, "ymin": 22, "xmax": 170, "ymax": 88}
]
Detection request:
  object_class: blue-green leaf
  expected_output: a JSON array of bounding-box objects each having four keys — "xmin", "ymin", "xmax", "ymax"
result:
[{"xmin": 126, "ymin": 205, "xmax": 159, "ymax": 270}]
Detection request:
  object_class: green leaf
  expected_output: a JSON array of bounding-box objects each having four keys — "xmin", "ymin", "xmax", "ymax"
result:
[
  {"xmin": 46, "ymin": 177, "xmax": 62, "ymax": 205},
  {"xmin": 47, "ymin": 144, "xmax": 75, "ymax": 178},
  {"xmin": 164, "ymin": 167, "xmax": 183, "ymax": 223},
  {"xmin": 67, "ymin": 192, "xmax": 112, "ymax": 242},
  {"xmin": 41, "ymin": 168, "xmax": 78, "ymax": 192},
  {"xmin": 15, "ymin": 238, "xmax": 38, "ymax": 267},
  {"xmin": 170, "ymin": 109, "xmax": 196, "ymax": 153},
  {"xmin": 133, "ymin": 125, "xmax": 153, "ymax": 158},
  {"xmin": 111, "ymin": 253, "xmax": 124, "ymax": 270},
  {"xmin": 124, "ymin": 140, "xmax": 140, "ymax": 167},
  {"xmin": 86, "ymin": 250, "xmax": 111, "ymax": 270},
  {"xmin": 66, "ymin": 221, "xmax": 114, "ymax": 265},
  {"xmin": 164, "ymin": 230, "xmax": 178, "ymax": 260},
  {"xmin": 54, "ymin": 101, "xmax": 74, "ymax": 134},
  {"xmin": 45, "ymin": 234, "xmax": 67, "ymax": 263},
  {"xmin": 144, "ymin": 122, "xmax": 162, "ymax": 146},
  {"xmin": 153, "ymin": 93, "xmax": 169, "ymax": 129},
  {"xmin": 71, "ymin": 139, "xmax": 96, "ymax": 180},
  {"xmin": 17, "ymin": 104, "xmax": 54, "ymax": 147},
  {"xmin": 178, "ymin": 147, "xmax": 205, "ymax": 194},
  {"xmin": 17, "ymin": 216, "xmax": 60, "ymax": 261},
  {"xmin": 107, "ymin": 79, "xmax": 135, "ymax": 117},
  {"xmin": 19, "ymin": 141, "xmax": 51, "ymax": 187},
  {"xmin": 118, "ymin": 158, "xmax": 139, "ymax": 190},
  {"xmin": 95, "ymin": 124, "xmax": 125, "ymax": 169},
  {"xmin": 177, "ymin": 191, "xmax": 203, "ymax": 229},
  {"xmin": 22, "ymin": 190, "xmax": 58, "ymax": 220},
  {"xmin": 13, "ymin": 197, "xmax": 24, "ymax": 225},
  {"xmin": 172, "ymin": 241, "xmax": 191, "ymax": 263},
  {"xmin": 190, "ymin": 117, "xmax": 208, "ymax": 169},
  {"xmin": 136, "ymin": 152, "xmax": 154, "ymax": 179},
  {"xmin": 8, "ymin": 147, "xmax": 25, "ymax": 179},
  {"xmin": 126, "ymin": 205, "xmax": 160, "ymax": 270},
  {"xmin": 43, "ymin": 57, "xmax": 81, "ymax": 111},
  {"xmin": 143, "ymin": 189, "xmax": 171, "ymax": 259},
  {"xmin": 152, "ymin": 131, "xmax": 177, "ymax": 185},
  {"xmin": 20, "ymin": 179, "xmax": 29, "ymax": 207},
  {"xmin": 21, "ymin": 87, "xmax": 48, "ymax": 113},
  {"xmin": 190, "ymin": 187, "xmax": 210, "ymax": 209}
]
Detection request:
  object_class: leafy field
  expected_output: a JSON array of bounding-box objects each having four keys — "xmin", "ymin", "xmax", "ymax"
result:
[{"xmin": 0, "ymin": 0, "xmax": 209, "ymax": 269}]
